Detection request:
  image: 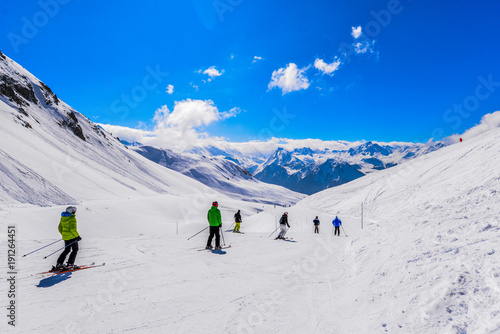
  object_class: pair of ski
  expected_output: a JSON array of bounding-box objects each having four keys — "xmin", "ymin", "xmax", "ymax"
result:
[
  {"xmin": 197, "ymin": 245, "xmax": 231, "ymax": 251},
  {"xmin": 38, "ymin": 262, "xmax": 105, "ymax": 275},
  {"xmin": 276, "ymin": 237, "xmax": 297, "ymax": 242},
  {"xmin": 225, "ymin": 229, "xmax": 245, "ymax": 234}
]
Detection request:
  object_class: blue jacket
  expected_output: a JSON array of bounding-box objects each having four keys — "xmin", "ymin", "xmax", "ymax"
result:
[{"xmin": 332, "ymin": 217, "xmax": 342, "ymax": 227}]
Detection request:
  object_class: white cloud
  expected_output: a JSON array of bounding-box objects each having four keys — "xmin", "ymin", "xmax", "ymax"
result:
[
  {"xmin": 353, "ymin": 40, "xmax": 376, "ymax": 54},
  {"xmin": 100, "ymin": 99, "xmax": 243, "ymax": 151},
  {"xmin": 97, "ymin": 124, "xmax": 154, "ymax": 144},
  {"xmin": 166, "ymin": 84, "xmax": 174, "ymax": 94},
  {"xmin": 198, "ymin": 66, "xmax": 224, "ymax": 82},
  {"xmin": 268, "ymin": 63, "xmax": 310, "ymax": 94},
  {"xmin": 154, "ymin": 99, "xmax": 222, "ymax": 132},
  {"xmin": 443, "ymin": 111, "xmax": 500, "ymax": 144},
  {"xmin": 351, "ymin": 26, "xmax": 362, "ymax": 39},
  {"xmin": 314, "ymin": 58, "xmax": 342, "ymax": 76},
  {"xmin": 203, "ymin": 66, "xmax": 223, "ymax": 78},
  {"xmin": 190, "ymin": 82, "xmax": 199, "ymax": 91},
  {"xmin": 253, "ymin": 56, "xmax": 263, "ymax": 63},
  {"xmin": 221, "ymin": 107, "xmax": 242, "ymax": 119}
]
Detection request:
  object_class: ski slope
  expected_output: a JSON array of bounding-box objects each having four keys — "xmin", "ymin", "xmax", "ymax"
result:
[
  {"xmin": 3, "ymin": 126, "xmax": 500, "ymax": 333},
  {"xmin": 299, "ymin": 126, "xmax": 500, "ymax": 333}
]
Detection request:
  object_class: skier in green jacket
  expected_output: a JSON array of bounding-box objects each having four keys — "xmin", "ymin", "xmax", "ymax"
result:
[
  {"xmin": 206, "ymin": 201, "xmax": 222, "ymax": 249},
  {"xmin": 55, "ymin": 206, "xmax": 81, "ymax": 270}
]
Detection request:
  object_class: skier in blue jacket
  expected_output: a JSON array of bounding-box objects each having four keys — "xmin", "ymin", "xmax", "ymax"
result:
[
  {"xmin": 332, "ymin": 216, "xmax": 342, "ymax": 236},
  {"xmin": 313, "ymin": 216, "xmax": 320, "ymax": 233}
]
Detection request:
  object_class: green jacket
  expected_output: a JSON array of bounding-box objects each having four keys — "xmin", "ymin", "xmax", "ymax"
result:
[
  {"xmin": 58, "ymin": 212, "xmax": 80, "ymax": 241},
  {"xmin": 207, "ymin": 206, "xmax": 222, "ymax": 226}
]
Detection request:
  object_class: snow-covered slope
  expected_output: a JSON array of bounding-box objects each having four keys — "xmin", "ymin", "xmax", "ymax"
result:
[
  {"xmin": 297, "ymin": 127, "xmax": 500, "ymax": 333},
  {"xmin": 9, "ymin": 127, "xmax": 499, "ymax": 334},
  {"xmin": 132, "ymin": 145, "xmax": 305, "ymax": 205}
]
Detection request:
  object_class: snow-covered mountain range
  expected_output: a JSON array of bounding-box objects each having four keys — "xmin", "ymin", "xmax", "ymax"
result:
[
  {"xmin": 144, "ymin": 139, "xmax": 442, "ymax": 196},
  {"xmin": 132, "ymin": 145, "xmax": 303, "ymax": 204},
  {"xmin": 251, "ymin": 141, "xmax": 442, "ymax": 194}
]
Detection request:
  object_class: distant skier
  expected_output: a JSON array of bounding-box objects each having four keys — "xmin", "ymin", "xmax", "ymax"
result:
[
  {"xmin": 206, "ymin": 201, "xmax": 222, "ymax": 249},
  {"xmin": 55, "ymin": 206, "xmax": 81, "ymax": 270},
  {"xmin": 233, "ymin": 210, "xmax": 242, "ymax": 233},
  {"xmin": 332, "ymin": 216, "xmax": 342, "ymax": 236},
  {"xmin": 276, "ymin": 212, "xmax": 290, "ymax": 240},
  {"xmin": 313, "ymin": 216, "xmax": 320, "ymax": 233}
]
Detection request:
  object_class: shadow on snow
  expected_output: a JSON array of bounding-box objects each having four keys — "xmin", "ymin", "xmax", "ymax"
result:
[{"xmin": 37, "ymin": 272, "xmax": 72, "ymax": 288}]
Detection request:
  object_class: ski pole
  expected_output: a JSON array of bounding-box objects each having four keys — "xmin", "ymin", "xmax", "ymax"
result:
[
  {"xmin": 268, "ymin": 226, "xmax": 280, "ymax": 237},
  {"xmin": 220, "ymin": 226, "xmax": 225, "ymax": 245},
  {"xmin": 22, "ymin": 239, "xmax": 62, "ymax": 257},
  {"xmin": 341, "ymin": 225, "xmax": 348, "ymax": 237},
  {"xmin": 228, "ymin": 223, "xmax": 235, "ymax": 231},
  {"xmin": 43, "ymin": 240, "xmax": 78, "ymax": 259},
  {"xmin": 187, "ymin": 226, "xmax": 209, "ymax": 240},
  {"xmin": 331, "ymin": 226, "xmax": 334, "ymax": 236}
]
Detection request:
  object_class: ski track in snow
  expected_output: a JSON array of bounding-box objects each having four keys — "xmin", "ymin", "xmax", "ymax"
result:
[{"xmin": 10, "ymin": 231, "xmax": 353, "ymax": 334}]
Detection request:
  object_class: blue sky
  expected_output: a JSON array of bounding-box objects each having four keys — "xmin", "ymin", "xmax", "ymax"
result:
[{"xmin": 1, "ymin": 0, "xmax": 500, "ymax": 146}]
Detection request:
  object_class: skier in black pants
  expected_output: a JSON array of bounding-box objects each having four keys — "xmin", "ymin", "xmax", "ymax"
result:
[
  {"xmin": 276, "ymin": 212, "xmax": 290, "ymax": 240},
  {"xmin": 206, "ymin": 201, "xmax": 222, "ymax": 249},
  {"xmin": 55, "ymin": 206, "xmax": 81, "ymax": 270},
  {"xmin": 332, "ymin": 216, "xmax": 342, "ymax": 236}
]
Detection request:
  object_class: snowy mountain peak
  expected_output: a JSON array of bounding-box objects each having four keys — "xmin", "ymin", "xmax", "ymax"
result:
[
  {"xmin": 347, "ymin": 141, "xmax": 393, "ymax": 156},
  {"xmin": 292, "ymin": 147, "xmax": 315, "ymax": 156}
]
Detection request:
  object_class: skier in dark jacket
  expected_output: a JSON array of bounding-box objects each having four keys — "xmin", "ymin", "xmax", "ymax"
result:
[
  {"xmin": 313, "ymin": 216, "xmax": 320, "ymax": 233},
  {"xmin": 332, "ymin": 216, "xmax": 342, "ymax": 236},
  {"xmin": 233, "ymin": 210, "xmax": 242, "ymax": 233},
  {"xmin": 55, "ymin": 206, "xmax": 81, "ymax": 270},
  {"xmin": 276, "ymin": 212, "xmax": 290, "ymax": 240},
  {"xmin": 206, "ymin": 201, "xmax": 222, "ymax": 249}
]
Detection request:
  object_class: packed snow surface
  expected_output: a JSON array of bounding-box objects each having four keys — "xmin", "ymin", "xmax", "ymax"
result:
[{"xmin": 2, "ymin": 127, "xmax": 500, "ymax": 333}]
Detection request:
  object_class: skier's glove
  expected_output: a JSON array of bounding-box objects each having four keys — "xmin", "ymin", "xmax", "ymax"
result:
[{"xmin": 76, "ymin": 236, "xmax": 82, "ymax": 241}]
